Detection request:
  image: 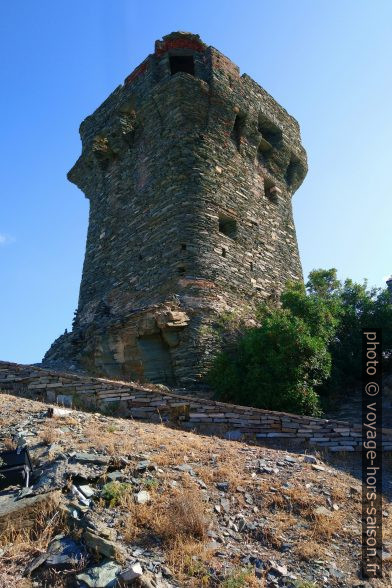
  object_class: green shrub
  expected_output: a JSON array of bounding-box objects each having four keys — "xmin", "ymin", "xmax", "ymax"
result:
[
  {"xmin": 208, "ymin": 308, "xmax": 326, "ymax": 416},
  {"xmin": 221, "ymin": 567, "xmax": 256, "ymax": 587},
  {"xmin": 207, "ymin": 268, "xmax": 392, "ymax": 415},
  {"xmin": 307, "ymin": 270, "xmax": 392, "ymax": 403},
  {"xmin": 101, "ymin": 481, "xmax": 132, "ymax": 506}
]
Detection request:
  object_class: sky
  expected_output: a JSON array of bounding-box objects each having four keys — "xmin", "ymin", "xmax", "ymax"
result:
[{"xmin": 0, "ymin": 0, "xmax": 391, "ymax": 365}]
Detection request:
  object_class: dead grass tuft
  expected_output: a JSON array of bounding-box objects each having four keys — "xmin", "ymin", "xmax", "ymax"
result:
[
  {"xmin": 0, "ymin": 491, "xmax": 69, "ymax": 584},
  {"xmin": 122, "ymin": 486, "xmax": 208, "ymax": 547},
  {"xmin": 39, "ymin": 423, "xmax": 60, "ymax": 445},
  {"xmin": 155, "ymin": 487, "xmax": 208, "ymax": 544},
  {"xmin": 2, "ymin": 437, "xmax": 17, "ymax": 450},
  {"xmin": 295, "ymin": 539, "xmax": 325, "ymax": 561},
  {"xmin": 164, "ymin": 538, "xmax": 212, "ymax": 586},
  {"xmin": 310, "ymin": 509, "xmax": 344, "ymax": 541}
]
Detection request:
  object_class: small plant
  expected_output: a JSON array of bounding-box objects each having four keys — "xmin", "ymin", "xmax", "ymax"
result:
[
  {"xmin": 156, "ymin": 488, "xmax": 208, "ymax": 543},
  {"xmin": 142, "ymin": 477, "xmax": 158, "ymax": 490},
  {"xmin": 221, "ymin": 566, "xmax": 257, "ymax": 587},
  {"xmin": 181, "ymin": 554, "xmax": 210, "ymax": 582},
  {"xmin": 39, "ymin": 424, "xmax": 60, "ymax": 445},
  {"xmin": 294, "ymin": 581, "xmax": 319, "ymax": 588},
  {"xmin": 101, "ymin": 481, "xmax": 132, "ymax": 506}
]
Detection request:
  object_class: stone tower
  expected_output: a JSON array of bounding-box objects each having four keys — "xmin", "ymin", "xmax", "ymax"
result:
[{"xmin": 44, "ymin": 32, "xmax": 307, "ymax": 386}]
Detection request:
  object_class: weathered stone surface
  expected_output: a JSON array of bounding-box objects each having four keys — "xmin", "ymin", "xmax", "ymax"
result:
[
  {"xmin": 33, "ymin": 460, "xmax": 106, "ymax": 493},
  {"xmin": 45, "ymin": 536, "xmax": 85, "ymax": 569},
  {"xmin": 76, "ymin": 560, "xmax": 121, "ymax": 587},
  {"xmin": 72, "ymin": 452, "xmax": 111, "ymax": 466},
  {"xmin": 119, "ymin": 561, "xmax": 143, "ymax": 582},
  {"xmin": 135, "ymin": 490, "xmax": 151, "ymax": 504},
  {"xmin": 43, "ymin": 31, "xmax": 307, "ymax": 387},
  {"xmin": 83, "ymin": 530, "xmax": 122, "ymax": 560},
  {"xmin": 0, "ymin": 490, "xmax": 59, "ymax": 531}
]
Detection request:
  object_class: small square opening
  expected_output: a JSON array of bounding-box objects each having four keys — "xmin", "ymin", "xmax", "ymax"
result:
[
  {"xmin": 170, "ymin": 55, "xmax": 195, "ymax": 76},
  {"xmin": 181, "ymin": 243, "xmax": 187, "ymax": 251},
  {"xmin": 177, "ymin": 266, "xmax": 186, "ymax": 276},
  {"xmin": 219, "ymin": 215, "xmax": 237, "ymax": 240}
]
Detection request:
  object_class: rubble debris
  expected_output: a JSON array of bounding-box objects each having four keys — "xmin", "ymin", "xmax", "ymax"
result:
[{"xmin": 0, "ymin": 392, "xmax": 390, "ymax": 588}]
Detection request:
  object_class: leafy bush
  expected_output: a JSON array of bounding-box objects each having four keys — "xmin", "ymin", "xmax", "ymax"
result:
[
  {"xmin": 208, "ymin": 300, "xmax": 332, "ymax": 415},
  {"xmin": 207, "ymin": 268, "xmax": 392, "ymax": 415},
  {"xmin": 307, "ymin": 269, "xmax": 392, "ymax": 401}
]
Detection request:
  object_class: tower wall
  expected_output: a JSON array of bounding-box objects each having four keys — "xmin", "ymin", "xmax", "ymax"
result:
[{"xmin": 44, "ymin": 32, "xmax": 307, "ymax": 386}]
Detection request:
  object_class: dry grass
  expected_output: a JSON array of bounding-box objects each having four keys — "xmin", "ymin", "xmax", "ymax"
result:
[
  {"xmin": 0, "ymin": 491, "xmax": 88, "ymax": 587},
  {"xmin": 257, "ymin": 511, "xmax": 297, "ymax": 550},
  {"xmin": 310, "ymin": 509, "xmax": 344, "ymax": 541},
  {"xmin": 220, "ymin": 566, "xmax": 261, "ymax": 587},
  {"xmin": 261, "ymin": 481, "xmax": 323, "ymax": 518},
  {"xmin": 295, "ymin": 539, "xmax": 325, "ymax": 561},
  {"xmin": 39, "ymin": 423, "xmax": 61, "ymax": 445},
  {"xmin": 0, "ymin": 491, "xmax": 65, "ymax": 551},
  {"xmin": 1, "ymin": 393, "xmax": 391, "ymax": 587},
  {"xmin": 383, "ymin": 499, "xmax": 392, "ymax": 543},
  {"xmin": 122, "ymin": 486, "xmax": 208, "ymax": 547},
  {"xmin": 119, "ymin": 486, "xmax": 211, "ymax": 583},
  {"xmin": 154, "ymin": 487, "xmax": 208, "ymax": 544},
  {"xmin": 83, "ymin": 424, "xmax": 135, "ymax": 456},
  {"xmin": 0, "ymin": 491, "xmax": 69, "ymax": 586},
  {"xmin": 2, "ymin": 437, "xmax": 17, "ymax": 450},
  {"xmin": 164, "ymin": 538, "xmax": 212, "ymax": 586}
]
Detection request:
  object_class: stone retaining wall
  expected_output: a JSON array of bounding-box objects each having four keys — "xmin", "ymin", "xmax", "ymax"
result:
[{"xmin": 1, "ymin": 361, "xmax": 391, "ymax": 453}]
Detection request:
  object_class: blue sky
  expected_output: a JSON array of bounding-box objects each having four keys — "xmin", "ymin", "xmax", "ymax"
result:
[{"xmin": 1, "ymin": 0, "xmax": 391, "ymax": 364}]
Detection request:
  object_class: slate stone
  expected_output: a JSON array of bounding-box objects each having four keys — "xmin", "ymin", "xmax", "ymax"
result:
[
  {"xmin": 224, "ymin": 430, "xmax": 242, "ymax": 441},
  {"xmin": 45, "ymin": 536, "xmax": 84, "ymax": 568},
  {"xmin": 303, "ymin": 455, "xmax": 318, "ymax": 464},
  {"xmin": 216, "ymin": 482, "xmax": 229, "ymax": 492},
  {"xmin": 119, "ymin": 561, "xmax": 143, "ymax": 582},
  {"xmin": 76, "ymin": 560, "xmax": 121, "ymax": 587},
  {"xmin": 83, "ymin": 530, "xmax": 120, "ymax": 559},
  {"xmin": 73, "ymin": 452, "xmax": 110, "ymax": 465}
]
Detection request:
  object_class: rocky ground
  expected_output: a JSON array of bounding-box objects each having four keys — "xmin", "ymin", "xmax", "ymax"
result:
[{"xmin": 0, "ymin": 393, "xmax": 391, "ymax": 588}]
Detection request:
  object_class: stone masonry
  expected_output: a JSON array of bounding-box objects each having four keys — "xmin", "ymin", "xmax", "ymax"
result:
[
  {"xmin": 44, "ymin": 32, "xmax": 307, "ymax": 386},
  {"xmin": 2, "ymin": 361, "xmax": 392, "ymax": 453}
]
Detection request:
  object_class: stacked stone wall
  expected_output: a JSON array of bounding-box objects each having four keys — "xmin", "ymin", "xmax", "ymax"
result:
[
  {"xmin": 2, "ymin": 361, "xmax": 391, "ymax": 453},
  {"xmin": 43, "ymin": 32, "xmax": 309, "ymax": 386}
]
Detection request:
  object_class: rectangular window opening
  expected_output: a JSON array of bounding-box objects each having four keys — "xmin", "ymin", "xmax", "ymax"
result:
[
  {"xmin": 264, "ymin": 177, "xmax": 279, "ymax": 203},
  {"xmin": 258, "ymin": 114, "xmax": 282, "ymax": 147},
  {"xmin": 231, "ymin": 114, "xmax": 245, "ymax": 152},
  {"xmin": 219, "ymin": 215, "xmax": 237, "ymax": 240},
  {"xmin": 170, "ymin": 55, "xmax": 195, "ymax": 76}
]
